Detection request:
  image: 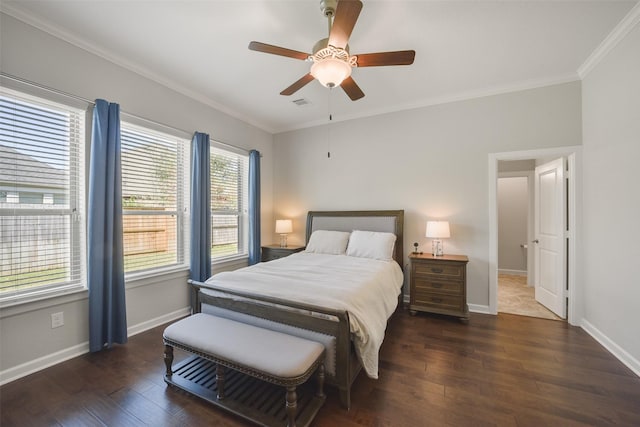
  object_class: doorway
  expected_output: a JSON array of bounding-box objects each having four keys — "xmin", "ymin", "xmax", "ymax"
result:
[
  {"xmin": 497, "ymin": 168, "xmax": 561, "ymax": 320},
  {"xmin": 489, "ymin": 146, "xmax": 581, "ymax": 326}
]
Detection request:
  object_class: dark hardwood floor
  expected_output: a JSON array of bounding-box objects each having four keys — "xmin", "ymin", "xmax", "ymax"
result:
[{"xmin": 2, "ymin": 310, "xmax": 639, "ymax": 426}]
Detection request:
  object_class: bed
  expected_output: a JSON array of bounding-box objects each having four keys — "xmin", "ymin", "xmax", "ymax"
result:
[{"xmin": 188, "ymin": 210, "xmax": 404, "ymax": 409}]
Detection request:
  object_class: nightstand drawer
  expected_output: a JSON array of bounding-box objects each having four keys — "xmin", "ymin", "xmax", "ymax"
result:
[
  {"xmin": 414, "ymin": 278, "xmax": 463, "ymax": 295},
  {"xmin": 413, "ymin": 262, "xmax": 464, "ymax": 280},
  {"xmin": 408, "ymin": 253, "xmax": 469, "ymax": 321},
  {"xmin": 413, "ymin": 291, "xmax": 464, "ymax": 312}
]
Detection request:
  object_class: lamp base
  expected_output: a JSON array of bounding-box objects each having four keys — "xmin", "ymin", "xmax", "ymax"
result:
[
  {"xmin": 432, "ymin": 239, "xmax": 444, "ymax": 256},
  {"xmin": 279, "ymin": 234, "xmax": 288, "ymax": 248}
]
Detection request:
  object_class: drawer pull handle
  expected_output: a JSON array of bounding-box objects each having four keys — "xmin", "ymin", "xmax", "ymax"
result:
[
  {"xmin": 431, "ymin": 268, "xmax": 444, "ymax": 273},
  {"xmin": 433, "ymin": 283, "xmax": 443, "ymax": 288},
  {"xmin": 432, "ymin": 297, "xmax": 443, "ymax": 303}
]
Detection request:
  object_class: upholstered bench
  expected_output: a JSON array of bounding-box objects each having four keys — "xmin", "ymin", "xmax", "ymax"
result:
[{"xmin": 163, "ymin": 313, "xmax": 326, "ymax": 427}]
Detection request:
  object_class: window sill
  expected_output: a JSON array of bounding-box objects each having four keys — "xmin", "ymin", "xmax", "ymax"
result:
[
  {"xmin": 125, "ymin": 264, "xmax": 190, "ymax": 289},
  {"xmin": 0, "ymin": 285, "xmax": 88, "ymax": 318},
  {"xmin": 211, "ymin": 254, "xmax": 249, "ymax": 274},
  {"xmin": 0, "ymin": 266, "xmax": 192, "ymax": 318}
]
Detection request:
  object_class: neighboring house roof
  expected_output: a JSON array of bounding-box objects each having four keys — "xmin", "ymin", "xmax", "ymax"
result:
[{"xmin": 0, "ymin": 144, "xmax": 66, "ymax": 190}]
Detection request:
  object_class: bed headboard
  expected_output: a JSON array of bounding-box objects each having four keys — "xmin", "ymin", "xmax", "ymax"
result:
[{"xmin": 306, "ymin": 210, "xmax": 404, "ymax": 265}]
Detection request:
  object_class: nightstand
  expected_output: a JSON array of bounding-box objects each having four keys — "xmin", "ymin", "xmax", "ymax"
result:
[
  {"xmin": 409, "ymin": 253, "xmax": 469, "ymax": 322},
  {"xmin": 261, "ymin": 244, "xmax": 305, "ymax": 262}
]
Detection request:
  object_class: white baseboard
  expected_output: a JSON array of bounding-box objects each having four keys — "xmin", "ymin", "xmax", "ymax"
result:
[
  {"xmin": 498, "ymin": 269, "xmax": 527, "ymax": 276},
  {"xmin": 127, "ymin": 306, "xmax": 190, "ymax": 337},
  {"xmin": 468, "ymin": 304, "xmax": 491, "ymax": 314},
  {"xmin": 581, "ymin": 319, "xmax": 640, "ymax": 378},
  {"xmin": 0, "ymin": 341, "xmax": 89, "ymax": 386},
  {"xmin": 0, "ymin": 306, "xmax": 191, "ymax": 386}
]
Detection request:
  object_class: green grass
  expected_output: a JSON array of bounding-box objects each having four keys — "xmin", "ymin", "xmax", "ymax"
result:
[
  {"xmin": 212, "ymin": 243, "xmax": 238, "ymax": 257},
  {"xmin": 1, "ymin": 244, "xmax": 242, "ymax": 293},
  {"xmin": 0, "ymin": 267, "xmax": 67, "ymax": 293},
  {"xmin": 124, "ymin": 251, "xmax": 177, "ymax": 272}
]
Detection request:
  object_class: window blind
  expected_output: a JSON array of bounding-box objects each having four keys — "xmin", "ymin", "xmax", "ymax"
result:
[
  {"xmin": 0, "ymin": 90, "xmax": 85, "ymax": 298},
  {"xmin": 210, "ymin": 146, "xmax": 249, "ymax": 258},
  {"xmin": 120, "ymin": 124, "xmax": 188, "ymax": 273}
]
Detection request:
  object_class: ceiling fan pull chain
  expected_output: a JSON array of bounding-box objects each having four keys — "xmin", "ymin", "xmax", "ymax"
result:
[{"xmin": 327, "ymin": 88, "xmax": 333, "ymax": 159}]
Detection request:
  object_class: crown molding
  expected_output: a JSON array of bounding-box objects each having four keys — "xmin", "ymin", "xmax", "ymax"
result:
[
  {"xmin": 277, "ymin": 73, "xmax": 580, "ymax": 134},
  {"xmin": 0, "ymin": 5, "xmax": 277, "ymax": 134},
  {"xmin": 578, "ymin": 1, "xmax": 640, "ymax": 79}
]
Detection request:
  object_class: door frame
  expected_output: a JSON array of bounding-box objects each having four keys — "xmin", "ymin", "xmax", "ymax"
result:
[{"xmin": 488, "ymin": 146, "xmax": 582, "ymax": 326}]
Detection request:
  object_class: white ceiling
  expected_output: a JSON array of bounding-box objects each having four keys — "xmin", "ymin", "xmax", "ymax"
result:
[{"xmin": 2, "ymin": 1, "xmax": 637, "ymax": 133}]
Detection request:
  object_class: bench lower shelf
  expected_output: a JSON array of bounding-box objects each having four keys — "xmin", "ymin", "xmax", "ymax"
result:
[{"xmin": 165, "ymin": 355, "xmax": 325, "ymax": 427}]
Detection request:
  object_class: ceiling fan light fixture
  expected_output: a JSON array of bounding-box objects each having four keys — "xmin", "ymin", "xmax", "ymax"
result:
[{"xmin": 310, "ymin": 57, "xmax": 352, "ymax": 88}]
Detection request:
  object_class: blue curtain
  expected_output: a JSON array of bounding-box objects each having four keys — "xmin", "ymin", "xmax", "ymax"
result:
[
  {"xmin": 88, "ymin": 99, "xmax": 127, "ymax": 352},
  {"xmin": 248, "ymin": 150, "xmax": 261, "ymax": 265},
  {"xmin": 190, "ymin": 132, "xmax": 211, "ymax": 281}
]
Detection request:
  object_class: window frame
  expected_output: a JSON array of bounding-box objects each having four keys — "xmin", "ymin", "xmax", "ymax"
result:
[
  {"xmin": 119, "ymin": 120, "xmax": 190, "ymax": 278},
  {"xmin": 0, "ymin": 87, "xmax": 86, "ymax": 305},
  {"xmin": 210, "ymin": 142, "xmax": 249, "ymax": 262}
]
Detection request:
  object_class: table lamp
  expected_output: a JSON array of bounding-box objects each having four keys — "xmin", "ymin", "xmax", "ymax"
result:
[
  {"xmin": 426, "ymin": 221, "xmax": 450, "ymax": 256},
  {"xmin": 275, "ymin": 219, "xmax": 293, "ymax": 248}
]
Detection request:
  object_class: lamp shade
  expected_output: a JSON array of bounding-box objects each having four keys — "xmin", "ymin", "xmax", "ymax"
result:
[
  {"xmin": 426, "ymin": 221, "xmax": 450, "ymax": 238},
  {"xmin": 275, "ymin": 219, "xmax": 293, "ymax": 234}
]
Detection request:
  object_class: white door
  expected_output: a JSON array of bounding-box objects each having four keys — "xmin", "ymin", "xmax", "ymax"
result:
[{"xmin": 534, "ymin": 158, "xmax": 567, "ymax": 318}]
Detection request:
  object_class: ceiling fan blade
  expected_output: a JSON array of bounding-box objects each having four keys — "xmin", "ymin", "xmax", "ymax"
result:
[
  {"xmin": 341, "ymin": 76, "xmax": 365, "ymax": 101},
  {"xmin": 355, "ymin": 50, "xmax": 416, "ymax": 67},
  {"xmin": 248, "ymin": 41, "xmax": 309, "ymax": 61},
  {"xmin": 328, "ymin": 0, "xmax": 363, "ymax": 49},
  {"xmin": 280, "ymin": 73, "xmax": 315, "ymax": 96}
]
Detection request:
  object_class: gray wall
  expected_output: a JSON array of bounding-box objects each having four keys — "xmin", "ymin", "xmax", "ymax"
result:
[
  {"xmin": 0, "ymin": 13, "xmax": 274, "ymax": 379},
  {"xmin": 273, "ymin": 81, "xmax": 582, "ymax": 307},
  {"xmin": 497, "ymin": 176, "xmax": 529, "ymax": 272},
  {"xmin": 582, "ymin": 21, "xmax": 640, "ymax": 367}
]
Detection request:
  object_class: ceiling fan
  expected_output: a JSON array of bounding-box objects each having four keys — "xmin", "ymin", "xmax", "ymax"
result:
[{"xmin": 248, "ymin": 0, "xmax": 415, "ymax": 101}]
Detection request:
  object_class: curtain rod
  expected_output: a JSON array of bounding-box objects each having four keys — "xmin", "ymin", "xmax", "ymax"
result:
[{"xmin": 1, "ymin": 72, "xmax": 251, "ymax": 154}]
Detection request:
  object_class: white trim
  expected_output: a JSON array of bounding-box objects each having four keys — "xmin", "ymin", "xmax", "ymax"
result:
[
  {"xmin": 0, "ymin": 4, "xmax": 277, "ymax": 134},
  {"xmin": 468, "ymin": 304, "xmax": 491, "ymax": 315},
  {"xmin": 0, "ymin": 286, "xmax": 88, "ymax": 315},
  {"xmin": 279, "ymin": 73, "xmax": 579, "ymax": 133},
  {"xmin": 0, "ymin": 306, "xmax": 190, "ymax": 386},
  {"xmin": 581, "ymin": 319, "xmax": 640, "ymax": 378},
  {"xmin": 578, "ymin": 2, "xmax": 640, "ymax": 79},
  {"xmin": 126, "ymin": 266, "xmax": 190, "ymax": 290},
  {"xmin": 0, "ymin": 341, "xmax": 89, "ymax": 386},
  {"xmin": 488, "ymin": 146, "xmax": 582, "ymax": 326},
  {"xmin": 127, "ymin": 306, "xmax": 190, "ymax": 337},
  {"xmin": 0, "ymin": 4, "xmax": 583, "ymax": 135}
]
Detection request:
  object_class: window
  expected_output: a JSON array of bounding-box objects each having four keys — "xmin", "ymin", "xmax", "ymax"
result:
[
  {"xmin": 0, "ymin": 89, "xmax": 85, "ymax": 300},
  {"xmin": 211, "ymin": 145, "xmax": 249, "ymax": 259},
  {"xmin": 120, "ymin": 123, "xmax": 189, "ymax": 274}
]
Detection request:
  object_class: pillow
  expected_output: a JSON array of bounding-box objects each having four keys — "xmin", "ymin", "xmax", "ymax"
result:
[
  {"xmin": 305, "ymin": 230, "xmax": 351, "ymax": 255},
  {"xmin": 346, "ymin": 230, "xmax": 396, "ymax": 261}
]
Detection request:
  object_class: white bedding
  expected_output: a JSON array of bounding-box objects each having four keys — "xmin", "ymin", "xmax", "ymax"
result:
[{"xmin": 202, "ymin": 252, "xmax": 404, "ymax": 379}]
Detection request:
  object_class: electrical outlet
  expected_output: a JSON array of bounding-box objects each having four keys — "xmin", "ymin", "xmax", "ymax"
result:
[{"xmin": 51, "ymin": 312, "xmax": 64, "ymax": 328}]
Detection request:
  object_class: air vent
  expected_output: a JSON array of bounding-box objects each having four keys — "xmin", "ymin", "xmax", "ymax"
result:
[{"xmin": 292, "ymin": 98, "xmax": 311, "ymax": 106}]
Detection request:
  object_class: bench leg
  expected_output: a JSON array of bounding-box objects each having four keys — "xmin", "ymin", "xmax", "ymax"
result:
[
  {"xmin": 316, "ymin": 364, "xmax": 325, "ymax": 398},
  {"xmin": 164, "ymin": 345, "xmax": 173, "ymax": 377},
  {"xmin": 285, "ymin": 386, "xmax": 297, "ymax": 427},
  {"xmin": 216, "ymin": 364, "xmax": 225, "ymax": 400}
]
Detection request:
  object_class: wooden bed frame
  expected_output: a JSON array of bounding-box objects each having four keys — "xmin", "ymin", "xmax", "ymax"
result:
[{"xmin": 188, "ymin": 209, "xmax": 404, "ymax": 409}]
